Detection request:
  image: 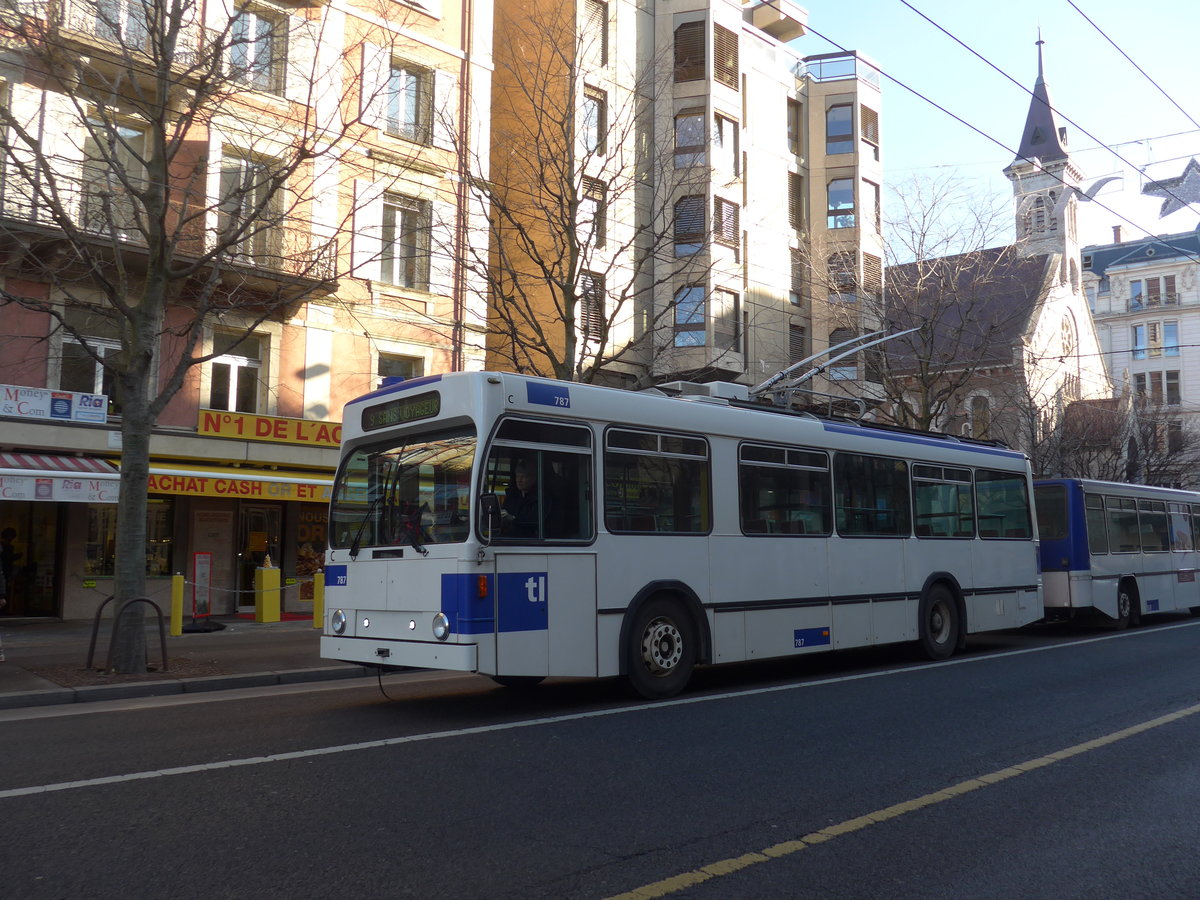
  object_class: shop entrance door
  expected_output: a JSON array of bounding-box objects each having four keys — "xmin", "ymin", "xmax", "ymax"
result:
[
  {"xmin": 192, "ymin": 511, "xmax": 235, "ymax": 615},
  {"xmin": 237, "ymin": 505, "xmax": 282, "ymax": 613}
]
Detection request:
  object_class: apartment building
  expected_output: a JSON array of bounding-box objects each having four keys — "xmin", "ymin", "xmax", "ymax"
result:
[
  {"xmin": 0, "ymin": 0, "xmax": 490, "ymax": 618},
  {"xmin": 1082, "ymin": 224, "xmax": 1200, "ymax": 483},
  {"xmin": 486, "ymin": 0, "xmax": 885, "ymax": 399}
]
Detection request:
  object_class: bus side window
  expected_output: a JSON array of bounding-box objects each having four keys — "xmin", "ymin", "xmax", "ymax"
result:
[
  {"xmin": 1170, "ymin": 503, "xmax": 1193, "ymax": 551},
  {"xmin": 1085, "ymin": 494, "xmax": 1108, "ymax": 555}
]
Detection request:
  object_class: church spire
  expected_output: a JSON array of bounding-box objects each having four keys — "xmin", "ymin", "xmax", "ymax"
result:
[{"xmin": 1013, "ymin": 32, "xmax": 1068, "ymax": 165}]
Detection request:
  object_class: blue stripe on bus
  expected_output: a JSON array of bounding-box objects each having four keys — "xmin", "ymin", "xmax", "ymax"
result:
[
  {"xmin": 820, "ymin": 422, "xmax": 1024, "ymax": 458},
  {"xmin": 349, "ymin": 373, "xmax": 444, "ymax": 404},
  {"xmin": 440, "ymin": 572, "xmax": 550, "ymax": 634}
]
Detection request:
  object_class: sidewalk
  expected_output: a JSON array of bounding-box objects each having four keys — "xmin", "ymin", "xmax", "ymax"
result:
[{"xmin": 0, "ymin": 616, "xmax": 370, "ymax": 710}]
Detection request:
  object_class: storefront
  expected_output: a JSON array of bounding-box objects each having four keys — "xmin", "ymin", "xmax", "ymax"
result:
[{"xmin": 0, "ymin": 451, "xmax": 120, "ymax": 618}]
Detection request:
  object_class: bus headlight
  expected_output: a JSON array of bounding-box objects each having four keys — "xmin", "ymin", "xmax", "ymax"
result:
[
  {"xmin": 331, "ymin": 609, "xmax": 347, "ymax": 635},
  {"xmin": 432, "ymin": 612, "xmax": 451, "ymax": 641}
]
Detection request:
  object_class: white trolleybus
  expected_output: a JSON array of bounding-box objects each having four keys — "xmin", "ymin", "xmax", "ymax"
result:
[
  {"xmin": 1034, "ymin": 478, "xmax": 1200, "ymax": 628},
  {"xmin": 321, "ymin": 371, "xmax": 1043, "ymax": 699}
]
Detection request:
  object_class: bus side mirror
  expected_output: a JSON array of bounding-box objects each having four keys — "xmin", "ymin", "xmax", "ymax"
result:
[{"xmin": 479, "ymin": 493, "xmax": 501, "ymax": 539}]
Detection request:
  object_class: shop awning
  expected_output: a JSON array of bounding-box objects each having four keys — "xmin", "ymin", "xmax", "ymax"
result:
[
  {"xmin": 0, "ymin": 453, "xmax": 119, "ymax": 503},
  {"xmin": 142, "ymin": 462, "xmax": 333, "ymax": 503}
]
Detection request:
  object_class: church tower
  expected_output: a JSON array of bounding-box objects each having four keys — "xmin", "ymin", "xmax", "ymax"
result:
[{"xmin": 1004, "ymin": 36, "xmax": 1084, "ymax": 264}]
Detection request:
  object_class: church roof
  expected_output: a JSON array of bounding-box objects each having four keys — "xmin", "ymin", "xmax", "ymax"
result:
[
  {"xmin": 1012, "ymin": 38, "xmax": 1069, "ymax": 166},
  {"xmin": 884, "ymin": 247, "xmax": 1052, "ymax": 373}
]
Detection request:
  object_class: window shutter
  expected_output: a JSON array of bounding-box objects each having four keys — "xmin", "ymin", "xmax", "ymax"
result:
[
  {"xmin": 788, "ymin": 172, "xmax": 803, "ymax": 231},
  {"xmin": 360, "ymin": 43, "xmax": 389, "ymax": 129},
  {"xmin": 674, "ymin": 21, "xmax": 704, "ymax": 82},
  {"xmin": 789, "ymin": 324, "xmax": 806, "ymax": 363},
  {"xmin": 863, "ymin": 253, "xmax": 883, "ymax": 295},
  {"xmin": 675, "ymin": 195, "xmax": 704, "ymax": 240},
  {"xmin": 351, "ymin": 180, "xmax": 386, "ymax": 278},
  {"xmin": 860, "ymin": 105, "xmax": 879, "ymax": 144},
  {"xmin": 585, "ymin": 0, "xmax": 607, "ymax": 66},
  {"xmin": 427, "ymin": 201, "xmax": 456, "ymax": 296},
  {"xmin": 580, "ymin": 271, "xmax": 605, "ymax": 339},
  {"xmin": 433, "ymin": 68, "xmax": 458, "ymax": 150},
  {"xmin": 714, "ymin": 197, "xmax": 738, "ymax": 246},
  {"xmin": 285, "ymin": 14, "xmax": 317, "ymax": 104},
  {"xmin": 713, "ymin": 24, "xmax": 738, "ymax": 89}
]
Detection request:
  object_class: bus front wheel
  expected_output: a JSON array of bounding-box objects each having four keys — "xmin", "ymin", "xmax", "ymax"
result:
[
  {"xmin": 918, "ymin": 585, "xmax": 959, "ymax": 661},
  {"xmin": 626, "ymin": 597, "xmax": 697, "ymax": 700},
  {"xmin": 1111, "ymin": 585, "xmax": 1134, "ymax": 630}
]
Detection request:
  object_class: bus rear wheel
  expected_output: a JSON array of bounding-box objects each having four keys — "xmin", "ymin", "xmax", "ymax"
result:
[
  {"xmin": 626, "ymin": 597, "xmax": 697, "ymax": 700},
  {"xmin": 918, "ymin": 585, "xmax": 959, "ymax": 661}
]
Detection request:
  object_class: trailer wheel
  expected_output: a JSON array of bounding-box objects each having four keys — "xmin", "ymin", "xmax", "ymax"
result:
[
  {"xmin": 1111, "ymin": 583, "xmax": 1133, "ymax": 630},
  {"xmin": 918, "ymin": 584, "xmax": 959, "ymax": 661},
  {"xmin": 626, "ymin": 596, "xmax": 697, "ymax": 700}
]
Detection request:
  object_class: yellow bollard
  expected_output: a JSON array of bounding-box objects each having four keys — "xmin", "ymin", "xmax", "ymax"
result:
[
  {"xmin": 170, "ymin": 574, "xmax": 184, "ymax": 636},
  {"xmin": 254, "ymin": 564, "xmax": 281, "ymax": 623},
  {"xmin": 312, "ymin": 570, "xmax": 324, "ymax": 629}
]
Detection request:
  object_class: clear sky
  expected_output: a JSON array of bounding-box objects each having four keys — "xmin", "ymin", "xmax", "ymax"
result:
[{"xmin": 791, "ymin": 0, "xmax": 1200, "ymax": 248}]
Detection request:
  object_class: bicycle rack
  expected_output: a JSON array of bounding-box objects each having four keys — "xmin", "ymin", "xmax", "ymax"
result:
[{"xmin": 86, "ymin": 595, "xmax": 169, "ymax": 673}]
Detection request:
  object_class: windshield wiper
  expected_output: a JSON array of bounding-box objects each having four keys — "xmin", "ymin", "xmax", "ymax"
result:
[
  {"xmin": 348, "ymin": 494, "xmax": 384, "ymax": 561},
  {"xmin": 402, "ymin": 504, "xmax": 431, "ymax": 557}
]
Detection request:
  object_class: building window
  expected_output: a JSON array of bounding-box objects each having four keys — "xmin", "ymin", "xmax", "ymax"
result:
[
  {"xmin": 584, "ymin": 0, "xmax": 608, "ymax": 67},
  {"xmin": 714, "ymin": 197, "xmax": 739, "ymax": 247},
  {"xmin": 1133, "ymin": 275, "xmax": 1178, "ymax": 310},
  {"xmin": 674, "ymin": 110, "xmax": 705, "ymax": 167},
  {"xmin": 788, "ymin": 172, "xmax": 804, "ymax": 232},
  {"xmin": 580, "ymin": 271, "xmax": 605, "ymax": 341},
  {"xmin": 92, "ymin": 0, "xmax": 150, "ymax": 47},
  {"xmin": 1132, "ymin": 324, "xmax": 1146, "ymax": 360},
  {"xmin": 82, "ymin": 121, "xmax": 146, "ymax": 238},
  {"xmin": 386, "ymin": 62, "xmax": 432, "ymax": 144},
  {"xmin": 789, "ymin": 249, "xmax": 804, "ymax": 306},
  {"xmin": 787, "ymin": 98, "xmax": 802, "ymax": 157},
  {"xmin": 1167, "ymin": 371, "xmax": 1181, "ymax": 406},
  {"xmin": 1164, "ymin": 321, "xmax": 1179, "ymax": 356},
  {"xmin": 380, "ymin": 193, "xmax": 430, "ymax": 289},
  {"xmin": 860, "ymin": 105, "xmax": 879, "ymax": 159},
  {"xmin": 673, "ymin": 285, "xmax": 706, "ymax": 347},
  {"xmin": 713, "ymin": 289, "xmax": 739, "ymax": 352},
  {"xmin": 828, "ymin": 251, "xmax": 856, "ymax": 301},
  {"xmin": 674, "ymin": 21, "xmax": 705, "ymax": 83},
  {"xmin": 61, "ymin": 307, "xmax": 123, "ymax": 416},
  {"xmin": 674, "ymin": 195, "xmax": 704, "ymax": 256},
  {"xmin": 826, "ymin": 104, "xmax": 853, "ymax": 154},
  {"xmin": 378, "ymin": 353, "xmax": 424, "ymax": 382},
  {"xmin": 789, "ymin": 323, "xmax": 806, "ymax": 363},
  {"xmin": 581, "ymin": 87, "xmax": 607, "ymax": 156},
  {"xmin": 209, "ymin": 332, "xmax": 263, "ymax": 413},
  {"xmin": 865, "ymin": 179, "xmax": 881, "ymax": 233},
  {"xmin": 580, "ymin": 178, "xmax": 607, "ymax": 248},
  {"xmin": 713, "ymin": 114, "xmax": 738, "ymax": 175},
  {"xmin": 713, "ymin": 24, "xmax": 738, "ymax": 90},
  {"xmin": 828, "ymin": 327, "xmax": 857, "ymax": 380},
  {"xmin": 827, "ymin": 179, "xmax": 855, "ymax": 229},
  {"xmin": 229, "ymin": 7, "xmax": 286, "ymax": 95},
  {"xmin": 218, "ymin": 151, "xmax": 282, "ymax": 260},
  {"xmin": 969, "ymin": 395, "xmax": 991, "ymax": 439}
]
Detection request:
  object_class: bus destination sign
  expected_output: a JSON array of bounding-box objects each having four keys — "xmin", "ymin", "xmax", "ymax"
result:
[{"xmin": 362, "ymin": 391, "xmax": 441, "ymax": 432}]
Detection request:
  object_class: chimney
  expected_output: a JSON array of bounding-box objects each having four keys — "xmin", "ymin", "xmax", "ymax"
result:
[{"xmin": 1112, "ymin": 225, "xmax": 1122, "ymax": 243}]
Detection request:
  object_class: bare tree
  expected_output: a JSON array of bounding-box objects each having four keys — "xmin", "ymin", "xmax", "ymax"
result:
[
  {"xmin": 0, "ymin": 0, "xmax": 423, "ymax": 670},
  {"xmin": 459, "ymin": 1, "xmax": 719, "ymax": 384}
]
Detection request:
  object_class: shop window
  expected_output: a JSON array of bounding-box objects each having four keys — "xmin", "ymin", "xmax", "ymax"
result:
[{"xmin": 84, "ymin": 498, "xmax": 174, "ymax": 577}]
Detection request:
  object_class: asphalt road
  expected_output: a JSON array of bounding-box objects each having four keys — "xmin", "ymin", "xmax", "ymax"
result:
[{"xmin": 3, "ymin": 617, "xmax": 1200, "ymax": 899}]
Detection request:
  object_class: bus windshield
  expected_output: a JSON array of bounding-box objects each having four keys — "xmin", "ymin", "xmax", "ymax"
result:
[{"xmin": 329, "ymin": 427, "xmax": 476, "ymax": 551}]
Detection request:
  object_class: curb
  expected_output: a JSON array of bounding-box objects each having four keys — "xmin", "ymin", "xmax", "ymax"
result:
[{"xmin": 0, "ymin": 665, "xmax": 370, "ymax": 711}]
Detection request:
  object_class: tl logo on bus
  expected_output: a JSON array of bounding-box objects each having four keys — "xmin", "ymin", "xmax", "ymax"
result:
[{"xmin": 497, "ymin": 572, "xmax": 549, "ymax": 633}]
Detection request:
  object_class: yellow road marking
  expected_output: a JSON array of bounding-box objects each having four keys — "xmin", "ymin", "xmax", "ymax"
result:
[{"xmin": 605, "ymin": 700, "xmax": 1200, "ymax": 900}]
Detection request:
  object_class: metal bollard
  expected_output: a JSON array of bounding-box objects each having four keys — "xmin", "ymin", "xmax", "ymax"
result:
[
  {"xmin": 312, "ymin": 570, "xmax": 324, "ymax": 629},
  {"xmin": 170, "ymin": 574, "xmax": 184, "ymax": 636}
]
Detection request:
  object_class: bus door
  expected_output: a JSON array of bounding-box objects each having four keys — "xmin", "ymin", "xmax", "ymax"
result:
[{"xmin": 492, "ymin": 552, "xmax": 597, "ymax": 678}]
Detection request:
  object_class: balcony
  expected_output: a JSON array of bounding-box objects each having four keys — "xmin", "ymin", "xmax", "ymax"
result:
[
  {"xmin": 745, "ymin": 0, "xmax": 807, "ymax": 43},
  {"xmin": 798, "ymin": 52, "xmax": 881, "ymax": 90},
  {"xmin": 0, "ymin": 169, "xmax": 336, "ymax": 294}
]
